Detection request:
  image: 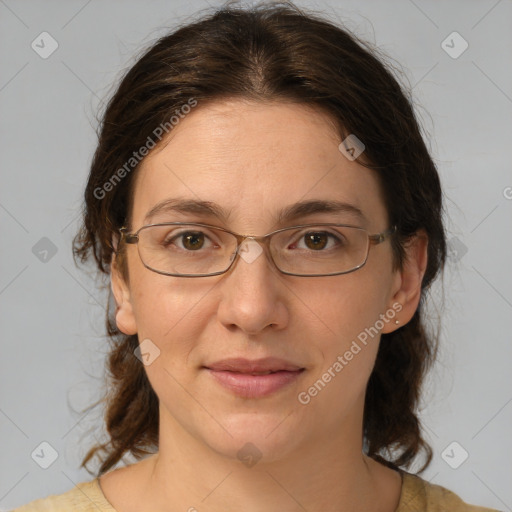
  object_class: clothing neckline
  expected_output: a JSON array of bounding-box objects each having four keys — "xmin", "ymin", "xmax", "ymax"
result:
[
  {"xmin": 89, "ymin": 468, "xmax": 416, "ymax": 512},
  {"xmin": 85, "ymin": 477, "xmax": 118, "ymax": 511}
]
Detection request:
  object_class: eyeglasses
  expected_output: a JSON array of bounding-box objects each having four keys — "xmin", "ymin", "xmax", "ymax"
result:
[{"xmin": 119, "ymin": 222, "xmax": 396, "ymax": 278}]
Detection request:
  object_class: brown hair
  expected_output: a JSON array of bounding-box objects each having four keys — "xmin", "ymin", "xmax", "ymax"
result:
[{"xmin": 73, "ymin": 0, "xmax": 446, "ymax": 476}]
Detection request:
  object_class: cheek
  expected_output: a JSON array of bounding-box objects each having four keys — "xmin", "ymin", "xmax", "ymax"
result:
[
  {"xmin": 294, "ymin": 277, "xmax": 390, "ymax": 420},
  {"xmin": 301, "ymin": 270, "xmax": 391, "ymax": 348},
  {"xmin": 129, "ymin": 271, "xmax": 212, "ymax": 364}
]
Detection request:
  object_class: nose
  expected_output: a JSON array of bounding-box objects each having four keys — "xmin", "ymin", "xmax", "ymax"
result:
[{"xmin": 216, "ymin": 239, "xmax": 288, "ymax": 335}]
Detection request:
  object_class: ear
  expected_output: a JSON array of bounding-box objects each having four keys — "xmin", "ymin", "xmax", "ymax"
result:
[
  {"xmin": 382, "ymin": 230, "xmax": 428, "ymax": 334},
  {"xmin": 111, "ymin": 252, "xmax": 138, "ymax": 335}
]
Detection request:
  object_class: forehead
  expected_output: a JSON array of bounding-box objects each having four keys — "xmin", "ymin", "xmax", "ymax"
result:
[{"xmin": 130, "ymin": 99, "xmax": 388, "ymax": 231}]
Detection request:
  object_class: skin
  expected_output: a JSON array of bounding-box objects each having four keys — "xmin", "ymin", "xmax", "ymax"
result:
[{"xmin": 102, "ymin": 99, "xmax": 428, "ymax": 512}]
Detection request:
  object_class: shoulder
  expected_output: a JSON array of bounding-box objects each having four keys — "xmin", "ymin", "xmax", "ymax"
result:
[
  {"xmin": 10, "ymin": 479, "xmax": 117, "ymax": 512},
  {"xmin": 398, "ymin": 471, "xmax": 502, "ymax": 512}
]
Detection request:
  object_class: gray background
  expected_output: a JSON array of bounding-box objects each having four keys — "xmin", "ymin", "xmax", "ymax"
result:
[{"xmin": 1, "ymin": 0, "xmax": 511, "ymax": 510}]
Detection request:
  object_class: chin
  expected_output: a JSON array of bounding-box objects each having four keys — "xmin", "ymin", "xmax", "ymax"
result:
[{"xmin": 200, "ymin": 410, "xmax": 304, "ymax": 465}]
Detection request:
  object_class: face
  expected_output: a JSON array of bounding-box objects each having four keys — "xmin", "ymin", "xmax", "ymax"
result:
[{"xmin": 112, "ymin": 99, "xmax": 414, "ymax": 463}]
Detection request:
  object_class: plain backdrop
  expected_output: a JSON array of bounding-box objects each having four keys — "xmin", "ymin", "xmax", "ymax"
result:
[{"xmin": 1, "ymin": 0, "xmax": 511, "ymax": 510}]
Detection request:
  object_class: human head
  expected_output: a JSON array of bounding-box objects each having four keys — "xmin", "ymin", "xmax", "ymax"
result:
[{"xmin": 73, "ymin": 0, "xmax": 446, "ymax": 476}]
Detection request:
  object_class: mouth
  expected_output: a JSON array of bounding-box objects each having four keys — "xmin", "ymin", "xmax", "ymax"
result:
[{"xmin": 203, "ymin": 358, "xmax": 306, "ymax": 398}]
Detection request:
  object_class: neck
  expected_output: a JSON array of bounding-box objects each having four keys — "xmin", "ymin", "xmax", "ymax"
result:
[{"xmin": 137, "ymin": 408, "xmax": 396, "ymax": 512}]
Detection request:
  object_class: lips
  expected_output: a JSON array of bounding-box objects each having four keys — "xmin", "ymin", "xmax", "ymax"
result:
[{"xmin": 204, "ymin": 357, "xmax": 305, "ymax": 398}]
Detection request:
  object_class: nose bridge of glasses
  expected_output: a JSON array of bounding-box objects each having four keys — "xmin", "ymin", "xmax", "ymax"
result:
[
  {"xmin": 232, "ymin": 232, "xmax": 273, "ymax": 252},
  {"xmin": 225, "ymin": 232, "xmax": 278, "ymax": 274}
]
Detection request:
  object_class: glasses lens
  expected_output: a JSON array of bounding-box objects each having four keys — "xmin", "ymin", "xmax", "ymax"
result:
[
  {"xmin": 271, "ymin": 225, "xmax": 369, "ymax": 275},
  {"xmin": 137, "ymin": 224, "xmax": 237, "ymax": 276},
  {"xmin": 136, "ymin": 224, "xmax": 369, "ymax": 276}
]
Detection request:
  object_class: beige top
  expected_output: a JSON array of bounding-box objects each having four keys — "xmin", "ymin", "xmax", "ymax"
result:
[{"xmin": 11, "ymin": 471, "xmax": 501, "ymax": 511}]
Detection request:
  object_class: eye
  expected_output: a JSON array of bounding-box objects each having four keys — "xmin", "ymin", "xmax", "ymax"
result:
[
  {"xmin": 163, "ymin": 230, "xmax": 215, "ymax": 251},
  {"xmin": 293, "ymin": 230, "xmax": 342, "ymax": 251}
]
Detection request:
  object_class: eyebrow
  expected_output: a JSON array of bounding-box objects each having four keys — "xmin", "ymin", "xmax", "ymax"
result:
[{"xmin": 144, "ymin": 198, "xmax": 366, "ymax": 225}]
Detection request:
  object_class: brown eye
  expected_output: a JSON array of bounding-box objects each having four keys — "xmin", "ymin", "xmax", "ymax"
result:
[
  {"xmin": 163, "ymin": 230, "xmax": 211, "ymax": 251},
  {"xmin": 181, "ymin": 232, "xmax": 205, "ymax": 250},
  {"xmin": 294, "ymin": 231, "xmax": 341, "ymax": 251},
  {"xmin": 304, "ymin": 232, "xmax": 329, "ymax": 250}
]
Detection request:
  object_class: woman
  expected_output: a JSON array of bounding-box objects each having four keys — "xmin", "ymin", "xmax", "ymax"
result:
[{"xmin": 13, "ymin": 1, "xmax": 500, "ymax": 510}]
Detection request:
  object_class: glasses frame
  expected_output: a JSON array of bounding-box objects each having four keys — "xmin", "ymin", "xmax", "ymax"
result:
[{"xmin": 119, "ymin": 222, "xmax": 397, "ymax": 278}]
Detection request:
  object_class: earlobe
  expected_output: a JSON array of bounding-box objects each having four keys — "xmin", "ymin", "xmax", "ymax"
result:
[
  {"xmin": 111, "ymin": 253, "xmax": 138, "ymax": 335},
  {"xmin": 382, "ymin": 231, "xmax": 428, "ymax": 333}
]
